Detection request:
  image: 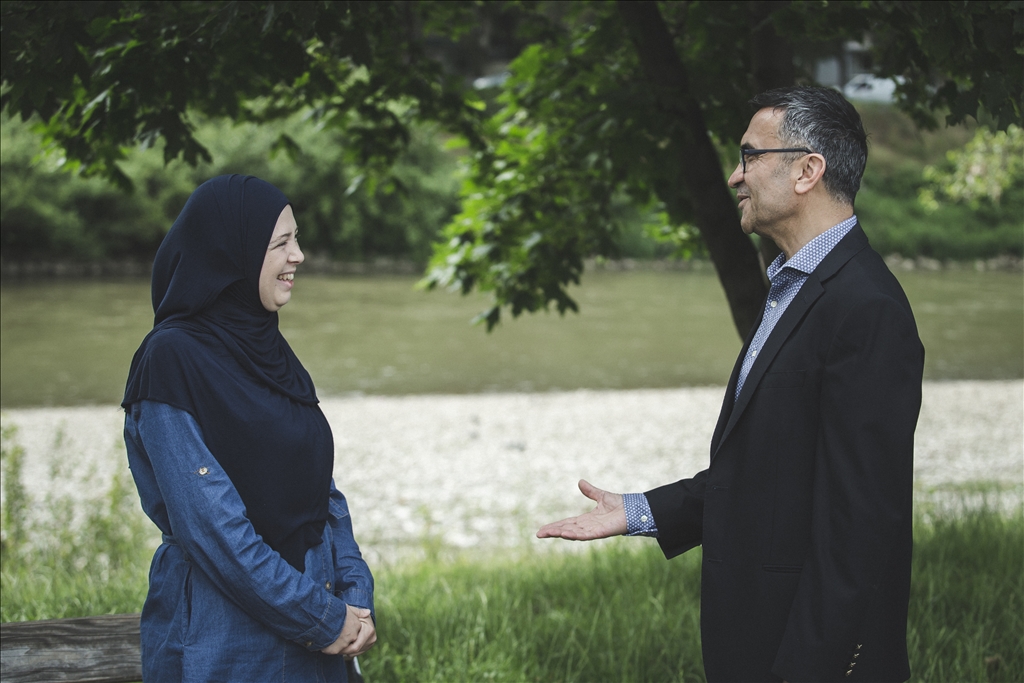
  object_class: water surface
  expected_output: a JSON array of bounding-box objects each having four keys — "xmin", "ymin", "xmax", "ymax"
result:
[{"xmin": 1, "ymin": 269, "xmax": 1020, "ymax": 408}]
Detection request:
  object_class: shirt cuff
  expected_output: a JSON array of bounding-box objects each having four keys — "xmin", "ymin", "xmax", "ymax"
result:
[
  {"xmin": 295, "ymin": 593, "xmax": 348, "ymax": 651},
  {"xmin": 339, "ymin": 587, "xmax": 375, "ymax": 621},
  {"xmin": 623, "ymin": 493, "xmax": 659, "ymax": 537}
]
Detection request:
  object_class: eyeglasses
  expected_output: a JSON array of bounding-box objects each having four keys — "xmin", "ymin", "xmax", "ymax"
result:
[{"xmin": 740, "ymin": 147, "xmax": 813, "ymax": 173}]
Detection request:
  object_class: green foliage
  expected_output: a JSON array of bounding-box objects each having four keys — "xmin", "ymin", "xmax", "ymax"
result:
[
  {"xmin": 784, "ymin": 1, "xmax": 1024, "ymax": 131},
  {"xmin": 0, "ymin": 113, "xmax": 173, "ymax": 259},
  {"xmin": 4, "ymin": 101, "xmax": 1019, "ymax": 267},
  {"xmin": 178, "ymin": 115, "xmax": 464, "ymax": 263},
  {"xmin": 423, "ymin": 4, "xmax": 724, "ymax": 329},
  {"xmin": 920, "ymin": 124, "xmax": 1024, "ymax": 209},
  {"xmin": 3, "ymin": 1, "xmax": 1022, "ymax": 331},
  {"xmin": 0, "ymin": 1, "xmax": 487, "ymax": 189},
  {"xmin": 858, "ymin": 186, "xmax": 1024, "ymax": 260},
  {"xmin": 0, "ymin": 112, "xmax": 462, "ymax": 262},
  {"xmin": 423, "ymin": 1, "xmax": 1024, "ymax": 329},
  {"xmin": 867, "ymin": 1, "xmax": 1024, "ymax": 131},
  {"xmin": 853, "ymin": 105, "xmax": 1023, "ymax": 259}
]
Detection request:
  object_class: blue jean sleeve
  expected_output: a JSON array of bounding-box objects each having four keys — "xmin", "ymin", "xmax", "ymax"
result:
[
  {"xmin": 328, "ymin": 481, "xmax": 374, "ymax": 619},
  {"xmin": 133, "ymin": 400, "xmax": 349, "ymax": 650}
]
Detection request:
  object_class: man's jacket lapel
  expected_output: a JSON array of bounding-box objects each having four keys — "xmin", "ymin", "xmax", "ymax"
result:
[
  {"xmin": 710, "ymin": 308, "xmax": 760, "ymax": 454},
  {"xmin": 711, "ymin": 279, "xmax": 824, "ymax": 459},
  {"xmin": 710, "ymin": 224, "xmax": 871, "ymax": 460}
]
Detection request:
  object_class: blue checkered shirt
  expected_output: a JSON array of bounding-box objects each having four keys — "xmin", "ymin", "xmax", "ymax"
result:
[{"xmin": 624, "ymin": 216, "xmax": 858, "ymax": 537}]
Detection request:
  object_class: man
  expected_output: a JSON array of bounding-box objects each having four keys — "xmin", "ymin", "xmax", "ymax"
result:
[{"xmin": 538, "ymin": 87, "xmax": 924, "ymax": 683}]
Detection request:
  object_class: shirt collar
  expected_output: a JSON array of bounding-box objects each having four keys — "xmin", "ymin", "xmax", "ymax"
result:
[{"xmin": 766, "ymin": 215, "xmax": 858, "ymax": 282}]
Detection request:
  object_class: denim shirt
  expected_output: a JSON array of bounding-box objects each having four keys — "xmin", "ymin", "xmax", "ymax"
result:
[{"xmin": 124, "ymin": 400, "xmax": 374, "ymax": 682}]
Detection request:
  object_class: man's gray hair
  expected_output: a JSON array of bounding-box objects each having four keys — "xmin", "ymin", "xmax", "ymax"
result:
[{"xmin": 750, "ymin": 86, "xmax": 868, "ymax": 206}]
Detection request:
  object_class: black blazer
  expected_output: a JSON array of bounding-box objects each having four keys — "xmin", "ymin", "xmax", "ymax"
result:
[{"xmin": 647, "ymin": 225, "xmax": 924, "ymax": 683}]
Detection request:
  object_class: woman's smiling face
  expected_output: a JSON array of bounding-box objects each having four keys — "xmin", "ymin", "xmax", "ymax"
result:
[{"xmin": 259, "ymin": 205, "xmax": 304, "ymax": 312}]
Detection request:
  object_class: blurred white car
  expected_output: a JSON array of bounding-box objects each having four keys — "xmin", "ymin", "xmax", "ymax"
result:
[
  {"xmin": 842, "ymin": 74, "xmax": 903, "ymax": 103},
  {"xmin": 473, "ymin": 72, "xmax": 511, "ymax": 90}
]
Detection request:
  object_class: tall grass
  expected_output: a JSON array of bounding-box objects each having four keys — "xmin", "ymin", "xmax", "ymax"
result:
[
  {"xmin": 907, "ymin": 504, "xmax": 1024, "ymax": 683},
  {"xmin": 0, "ymin": 423, "xmax": 152, "ymax": 621},
  {"xmin": 361, "ymin": 506, "xmax": 1023, "ymax": 683},
  {"xmin": 367, "ymin": 542, "xmax": 705, "ymax": 682},
  {"xmin": 2, "ymin": 424, "xmax": 1020, "ymax": 681}
]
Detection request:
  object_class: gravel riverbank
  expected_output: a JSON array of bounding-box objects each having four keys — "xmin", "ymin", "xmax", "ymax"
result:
[{"xmin": 2, "ymin": 380, "xmax": 1020, "ymax": 564}]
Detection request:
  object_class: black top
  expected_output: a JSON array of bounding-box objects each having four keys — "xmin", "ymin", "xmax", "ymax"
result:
[{"xmin": 124, "ymin": 175, "xmax": 333, "ymax": 571}]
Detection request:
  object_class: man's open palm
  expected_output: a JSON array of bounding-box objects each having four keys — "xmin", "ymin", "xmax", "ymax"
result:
[{"xmin": 536, "ymin": 480, "xmax": 628, "ymax": 540}]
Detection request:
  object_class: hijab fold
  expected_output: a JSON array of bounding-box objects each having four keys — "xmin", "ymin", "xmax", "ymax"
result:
[{"xmin": 124, "ymin": 175, "xmax": 333, "ymax": 572}]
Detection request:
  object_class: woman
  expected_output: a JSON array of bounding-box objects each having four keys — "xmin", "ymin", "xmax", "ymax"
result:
[{"xmin": 123, "ymin": 175, "xmax": 375, "ymax": 681}]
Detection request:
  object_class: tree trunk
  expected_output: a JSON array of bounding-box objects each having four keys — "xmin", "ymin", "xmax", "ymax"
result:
[
  {"xmin": 618, "ymin": 1, "xmax": 766, "ymax": 339},
  {"xmin": 749, "ymin": 0, "xmax": 794, "ymax": 270}
]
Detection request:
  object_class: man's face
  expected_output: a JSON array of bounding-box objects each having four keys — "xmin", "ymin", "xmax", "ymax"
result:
[{"xmin": 727, "ymin": 108, "xmax": 798, "ymax": 238}]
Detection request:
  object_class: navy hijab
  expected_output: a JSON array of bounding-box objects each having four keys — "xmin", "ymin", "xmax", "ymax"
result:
[{"xmin": 123, "ymin": 175, "xmax": 333, "ymax": 571}]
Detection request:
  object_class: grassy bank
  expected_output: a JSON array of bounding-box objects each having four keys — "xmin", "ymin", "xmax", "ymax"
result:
[
  {"xmin": 0, "ymin": 423, "xmax": 153, "ymax": 620},
  {"xmin": 2, "ymin": 430, "xmax": 1021, "ymax": 683},
  {"xmin": 2, "ymin": 514, "xmax": 1020, "ymax": 682},
  {"xmin": 364, "ymin": 508, "xmax": 1023, "ymax": 682}
]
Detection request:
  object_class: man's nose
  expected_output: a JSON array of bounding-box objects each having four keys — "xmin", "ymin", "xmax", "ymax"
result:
[{"xmin": 727, "ymin": 163, "xmax": 744, "ymax": 189}]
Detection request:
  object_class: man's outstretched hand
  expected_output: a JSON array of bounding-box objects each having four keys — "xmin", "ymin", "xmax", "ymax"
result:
[{"xmin": 536, "ymin": 479, "xmax": 628, "ymax": 540}]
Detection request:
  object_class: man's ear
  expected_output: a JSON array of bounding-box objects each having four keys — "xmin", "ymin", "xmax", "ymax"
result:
[{"xmin": 794, "ymin": 154, "xmax": 826, "ymax": 196}]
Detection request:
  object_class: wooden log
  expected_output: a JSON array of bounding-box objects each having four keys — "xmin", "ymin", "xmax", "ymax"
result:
[{"xmin": 0, "ymin": 614, "xmax": 142, "ymax": 683}]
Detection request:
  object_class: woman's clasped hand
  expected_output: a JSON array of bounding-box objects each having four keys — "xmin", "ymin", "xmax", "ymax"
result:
[{"xmin": 324, "ymin": 605, "xmax": 378, "ymax": 657}]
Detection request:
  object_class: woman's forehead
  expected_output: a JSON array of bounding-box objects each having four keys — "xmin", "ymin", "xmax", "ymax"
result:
[{"xmin": 270, "ymin": 205, "xmax": 297, "ymax": 238}]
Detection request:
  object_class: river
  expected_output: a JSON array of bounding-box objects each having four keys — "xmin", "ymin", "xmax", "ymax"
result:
[{"xmin": 2, "ymin": 269, "xmax": 1021, "ymax": 407}]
